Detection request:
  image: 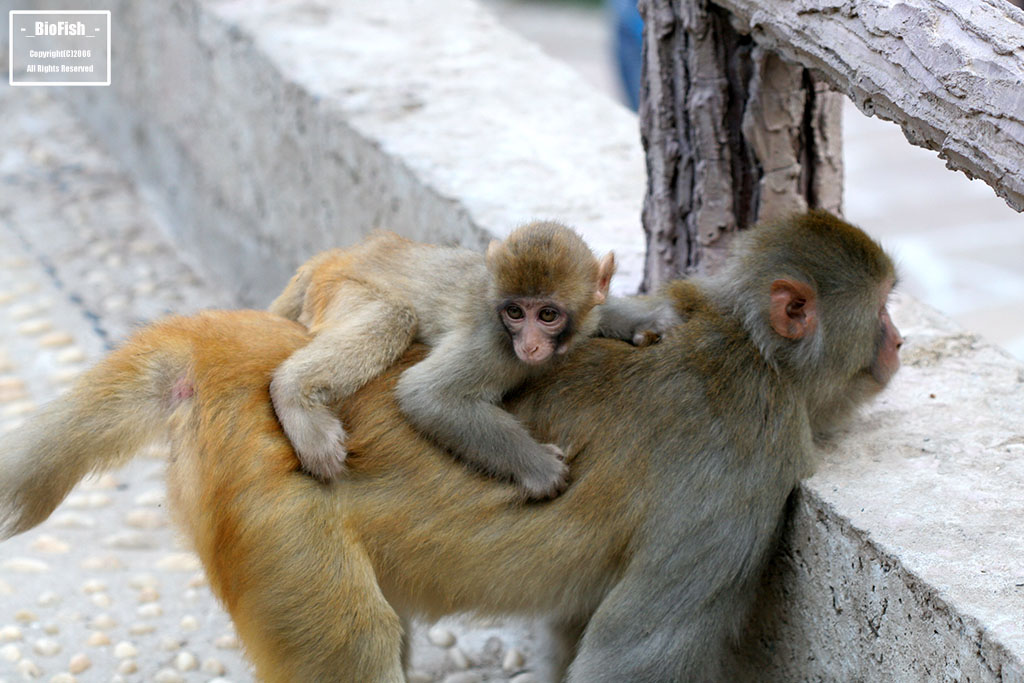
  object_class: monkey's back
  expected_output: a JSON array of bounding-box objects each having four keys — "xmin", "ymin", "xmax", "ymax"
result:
[{"xmin": 299, "ymin": 231, "xmax": 490, "ymax": 341}]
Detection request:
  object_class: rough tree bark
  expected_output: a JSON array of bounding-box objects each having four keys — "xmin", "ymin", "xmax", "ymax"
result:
[
  {"xmin": 638, "ymin": 0, "xmax": 844, "ymax": 289},
  {"xmin": 712, "ymin": 0, "xmax": 1024, "ymax": 216}
]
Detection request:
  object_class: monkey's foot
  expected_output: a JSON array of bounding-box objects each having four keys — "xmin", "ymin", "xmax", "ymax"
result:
[
  {"xmin": 297, "ymin": 440, "xmax": 349, "ymax": 481},
  {"xmin": 517, "ymin": 444, "xmax": 569, "ymax": 500},
  {"xmin": 278, "ymin": 407, "xmax": 349, "ymax": 481}
]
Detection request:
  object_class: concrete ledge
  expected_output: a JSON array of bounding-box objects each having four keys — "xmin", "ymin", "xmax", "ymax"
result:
[
  {"xmin": 9, "ymin": 0, "xmax": 647, "ymax": 306},
  {"xmin": 3, "ymin": 0, "xmax": 1023, "ymax": 679}
]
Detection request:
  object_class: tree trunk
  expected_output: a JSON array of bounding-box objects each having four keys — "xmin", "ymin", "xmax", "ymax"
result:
[{"xmin": 638, "ymin": 0, "xmax": 843, "ymax": 290}]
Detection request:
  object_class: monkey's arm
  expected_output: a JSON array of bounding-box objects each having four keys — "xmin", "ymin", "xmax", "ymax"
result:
[
  {"xmin": 596, "ymin": 295, "xmax": 680, "ymax": 346},
  {"xmin": 394, "ymin": 333, "xmax": 568, "ymax": 500}
]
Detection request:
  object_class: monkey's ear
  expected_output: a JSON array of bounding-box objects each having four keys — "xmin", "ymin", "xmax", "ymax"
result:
[
  {"xmin": 593, "ymin": 252, "xmax": 616, "ymax": 305},
  {"xmin": 485, "ymin": 239, "xmax": 504, "ymax": 271},
  {"xmin": 768, "ymin": 279, "xmax": 818, "ymax": 340}
]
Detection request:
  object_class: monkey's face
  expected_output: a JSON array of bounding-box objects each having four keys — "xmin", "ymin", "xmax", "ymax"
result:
[
  {"xmin": 870, "ymin": 284, "xmax": 903, "ymax": 386},
  {"xmin": 500, "ymin": 298, "xmax": 569, "ymax": 365}
]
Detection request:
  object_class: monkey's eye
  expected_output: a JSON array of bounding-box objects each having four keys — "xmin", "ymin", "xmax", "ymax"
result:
[
  {"xmin": 539, "ymin": 308, "xmax": 560, "ymax": 323},
  {"xmin": 505, "ymin": 304, "xmax": 525, "ymax": 320}
]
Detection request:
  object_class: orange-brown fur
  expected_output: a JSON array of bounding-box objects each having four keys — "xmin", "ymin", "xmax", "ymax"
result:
[
  {"xmin": 159, "ymin": 312, "xmax": 646, "ymax": 681},
  {"xmin": 1, "ymin": 309, "xmax": 661, "ymax": 681}
]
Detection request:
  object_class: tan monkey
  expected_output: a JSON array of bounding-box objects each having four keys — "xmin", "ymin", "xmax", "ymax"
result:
[
  {"xmin": 0, "ymin": 212, "xmax": 902, "ymax": 682},
  {"xmin": 269, "ymin": 221, "xmax": 660, "ymax": 498}
]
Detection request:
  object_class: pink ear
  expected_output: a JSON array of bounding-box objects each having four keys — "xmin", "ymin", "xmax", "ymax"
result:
[
  {"xmin": 593, "ymin": 252, "xmax": 616, "ymax": 305},
  {"xmin": 769, "ymin": 279, "xmax": 817, "ymax": 340}
]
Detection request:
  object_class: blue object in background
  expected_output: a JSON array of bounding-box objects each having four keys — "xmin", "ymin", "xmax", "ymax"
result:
[{"xmin": 609, "ymin": 0, "xmax": 643, "ymax": 110}]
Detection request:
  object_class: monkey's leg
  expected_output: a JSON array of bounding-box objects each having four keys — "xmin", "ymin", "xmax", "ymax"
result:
[
  {"xmin": 547, "ymin": 615, "xmax": 588, "ymax": 681},
  {"xmin": 267, "ymin": 266, "xmax": 311, "ymax": 321},
  {"xmin": 565, "ymin": 573, "xmax": 738, "ymax": 682},
  {"xmin": 220, "ymin": 502, "xmax": 407, "ymax": 683},
  {"xmin": 270, "ymin": 284, "xmax": 417, "ymax": 480},
  {"xmin": 398, "ymin": 613, "xmax": 413, "ymax": 673},
  {"xmin": 268, "ymin": 248, "xmax": 345, "ymax": 323}
]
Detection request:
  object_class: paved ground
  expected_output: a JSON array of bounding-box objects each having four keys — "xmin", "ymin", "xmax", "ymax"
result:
[{"xmin": 0, "ymin": 89, "xmax": 245, "ymax": 682}]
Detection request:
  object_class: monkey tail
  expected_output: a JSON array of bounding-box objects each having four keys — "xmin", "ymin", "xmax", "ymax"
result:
[{"xmin": 0, "ymin": 319, "xmax": 196, "ymax": 540}]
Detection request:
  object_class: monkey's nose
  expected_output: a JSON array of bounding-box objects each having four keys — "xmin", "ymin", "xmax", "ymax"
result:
[{"xmin": 519, "ymin": 345, "xmax": 550, "ymax": 365}]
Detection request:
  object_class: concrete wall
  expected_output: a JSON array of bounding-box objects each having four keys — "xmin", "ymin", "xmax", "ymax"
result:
[
  {"xmin": 4, "ymin": 0, "xmax": 1023, "ymax": 679},
  {"xmin": 4, "ymin": 0, "xmax": 647, "ymax": 308}
]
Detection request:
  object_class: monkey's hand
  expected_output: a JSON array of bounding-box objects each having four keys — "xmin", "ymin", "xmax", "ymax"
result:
[
  {"xmin": 597, "ymin": 296, "xmax": 680, "ymax": 347},
  {"xmin": 516, "ymin": 443, "xmax": 570, "ymax": 501}
]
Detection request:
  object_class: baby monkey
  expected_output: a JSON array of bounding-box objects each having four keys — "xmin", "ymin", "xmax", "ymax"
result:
[{"xmin": 270, "ymin": 221, "xmax": 664, "ymax": 498}]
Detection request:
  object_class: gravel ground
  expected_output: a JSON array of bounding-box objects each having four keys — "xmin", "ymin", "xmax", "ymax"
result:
[{"xmin": 0, "ymin": 89, "xmax": 549, "ymax": 683}]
